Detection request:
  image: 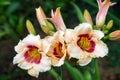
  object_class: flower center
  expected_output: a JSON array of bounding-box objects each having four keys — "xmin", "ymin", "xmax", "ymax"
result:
[
  {"xmin": 53, "ymin": 42, "xmax": 64, "ymax": 59},
  {"xmin": 77, "ymin": 34, "xmax": 95, "ymax": 52},
  {"xmin": 24, "ymin": 45, "xmax": 41, "ymax": 64}
]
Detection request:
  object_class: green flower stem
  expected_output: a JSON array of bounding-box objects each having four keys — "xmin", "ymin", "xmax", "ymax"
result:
[
  {"xmin": 65, "ymin": 61, "xmax": 85, "ymax": 80},
  {"xmin": 92, "ymin": 59, "xmax": 100, "ymax": 80},
  {"xmin": 49, "ymin": 69, "xmax": 62, "ymax": 80},
  {"xmin": 60, "ymin": 67, "xmax": 64, "ymax": 80}
]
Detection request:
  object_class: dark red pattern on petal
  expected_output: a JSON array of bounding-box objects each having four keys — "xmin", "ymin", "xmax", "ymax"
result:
[
  {"xmin": 53, "ymin": 42, "xmax": 63, "ymax": 59},
  {"xmin": 24, "ymin": 45, "xmax": 41, "ymax": 64},
  {"xmin": 77, "ymin": 34, "xmax": 95, "ymax": 53}
]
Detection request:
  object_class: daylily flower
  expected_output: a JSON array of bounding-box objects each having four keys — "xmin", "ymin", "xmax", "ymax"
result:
[
  {"xmin": 36, "ymin": 7, "xmax": 55, "ymax": 35},
  {"xmin": 49, "ymin": 7, "xmax": 66, "ymax": 31},
  {"xmin": 65, "ymin": 23, "xmax": 108, "ymax": 66},
  {"xmin": 13, "ymin": 34, "xmax": 51, "ymax": 77},
  {"xmin": 46, "ymin": 31, "xmax": 66, "ymax": 66},
  {"xmin": 96, "ymin": 0, "xmax": 116, "ymax": 28}
]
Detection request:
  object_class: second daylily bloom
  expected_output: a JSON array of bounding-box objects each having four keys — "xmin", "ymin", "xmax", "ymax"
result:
[
  {"xmin": 96, "ymin": 0, "xmax": 116, "ymax": 28},
  {"xmin": 46, "ymin": 31, "xmax": 66, "ymax": 66},
  {"xmin": 13, "ymin": 34, "xmax": 51, "ymax": 77},
  {"xmin": 49, "ymin": 7, "xmax": 66, "ymax": 31},
  {"xmin": 65, "ymin": 23, "xmax": 108, "ymax": 66}
]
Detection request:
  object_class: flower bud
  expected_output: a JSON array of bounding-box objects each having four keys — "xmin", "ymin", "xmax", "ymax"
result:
[
  {"xmin": 102, "ymin": 20, "xmax": 113, "ymax": 34},
  {"xmin": 106, "ymin": 20, "xmax": 113, "ymax": 30},
  {"xmin": 109, "ymin": 30, "xmax": 120, "ymax": 40},
  {"xmin": 84, "ymin": 9, "xmax": 93, "ymax": 25},
  {"xmin": 49, "ymin": 7, "xmax": 66, "ymax": 31},
  {"xmin": 36, "ymin": 7, "xmax": 55, "ymax": 35},
  {"xmin": 26, "ymin": 20, "xmax": 36, "ymax": 35},
  {"xmin": 96, "ymin": 0, "xmax": 116, "ymax": 28}
]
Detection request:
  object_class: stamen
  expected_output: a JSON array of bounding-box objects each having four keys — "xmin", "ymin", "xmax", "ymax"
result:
[{"xmin": 77, "ymin": 34, "xmax": 95, "ymax": 52}]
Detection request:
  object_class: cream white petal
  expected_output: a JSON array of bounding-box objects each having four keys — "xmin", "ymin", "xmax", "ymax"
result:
[
  {"xmin": 41, "ymin": 37, "xmax": 51, "ymax": 54},
  {"xmin": 77, "ymin": 57, "xmax": 92, "ymax": 66},
  {"xmin": 91, "ymin": 30, "xmax": 104, "ymax": 40},
  {"xmin": 33, "ymin": 55, "xmax": 51, "ymax": 72},
  {"xmin": 13, "ymin": 48, "xmax": 28, "ymax": 64},
  {"xmin": 92, "ymin": 41, "xmax": 108, "ymax": 58},
  {"xmin": 18, "ymin": 61, "xmax": 32, "ymax": 70},
  {"xmin": 28, "ymin": 68, "xmax": 39, "ymax": 78},
  {"xmin": 22, "ymin": 34, "xmax": 41, "ymax": 47},
  {"xmin": 67, "ymin": 43, "xmax": 84, "ymax": 59},
  {"xmin": 64, "ymin": 29, "xmax": 77, "ymax": 44},
  {"xmin": 54, "ymin": 30, "xmax": 64, "ymax": 40},
  {"xmin": 14, "ymin": 41, "xmax": 26, "ymax": 53},
  {"xmin": 13, "ymin": 53, "xmax": 24, "ymax": 64},
  {"xmin": 74, "ymin": 23, "xmax": 92, "ymax": 34}
]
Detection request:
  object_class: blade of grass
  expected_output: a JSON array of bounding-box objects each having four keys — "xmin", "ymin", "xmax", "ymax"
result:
[{"xmin": 71, "ymin": 2, "xmax": 84, "ymax": 23}]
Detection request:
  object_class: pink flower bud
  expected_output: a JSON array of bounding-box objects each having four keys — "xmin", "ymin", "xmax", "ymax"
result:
[
  {"xmin": 109, "ymin": 30, "xmax": 120, "ymax": 40},
  {"xmin": 36, "ymin": 7, "xmax": 46, "ymax": 26},
  {"xmin": 96, "ymin": 0, "xmax": 116, "ymax": 28},
  {"xmin": 49, "ymin": 7, "xmax": 66, "ymax": 31},
  {"xmin": 36, "ymin": 7, "xmax": 55, "ymax": 35}
]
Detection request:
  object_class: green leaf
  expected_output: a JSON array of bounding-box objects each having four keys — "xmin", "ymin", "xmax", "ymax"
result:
[
  {"xmin": 6, "ymin": 2, "xmax": 20, "ymax": 15},
  {"xmin": 0, "ymin": 74, "xmax": 11, "ymax": 80},
  {"xmin": 0, "ymin": 1, "xmax": 11, "ymax": 6},
  {"xmin": 49, "ymin": 69, "xmax": 62, "ymax": 80},
  {"xmin": 82, "ymin": 0, "xmax": 97, "ymax": 8},
  {"xmin": 71, "ymin": 2, "xmax": 84, "ymax": 23},
  {"xmin": 65, "ymin": 62, "xmax": 84, "ymax": 80},
  {"xmin": 16, "ymin": 16, "xmax": 25, "ymax": 36},
  {"xmin": 0, "ymin": 31, "xmax": 7, "ymax": 38}
]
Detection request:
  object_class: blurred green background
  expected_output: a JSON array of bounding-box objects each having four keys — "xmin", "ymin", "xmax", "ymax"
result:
[{"xmin": 0, "ymin": 0, "xmax": 120, "ymax": 80}]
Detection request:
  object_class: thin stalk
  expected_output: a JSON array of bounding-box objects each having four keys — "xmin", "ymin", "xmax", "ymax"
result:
[
  {"xmin": 93, "ymin": 59, "xmax": 100, "ymax": 80},
  {"xmin": 49, "ymin": 69, "xmax": 62, "ymax": 80},
  {"xmin": 60, "ymin": 67, "xmax": 64, "ymax": 80}
]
